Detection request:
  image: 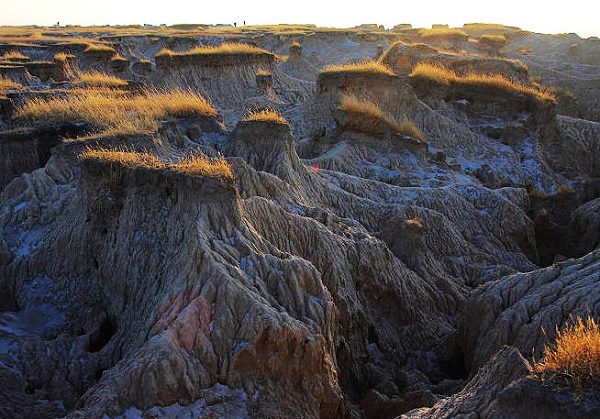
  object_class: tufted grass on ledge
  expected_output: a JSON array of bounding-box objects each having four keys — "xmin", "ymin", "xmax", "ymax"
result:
[
  {"xmin": 80, "ymin": 148, "xmax": 233, "ymax": 179},
  {"xmin": 256, "ymin": 68, "xmax": 271, "ymax": 76},
  {"xmin": 321, "ymin": 59, "xmax": 394, "ymax": 76},
  {"xmin": 54, "ymin": 52, "xmax": 75, "ymax": 62},
  {"xmin": 111, "ymin": 53, "xmax": 128, "ymax": 62},
  {"xmin": 339, "ymin": 94, "xmax": 427, "ymax": 141},
  {"xmin": 410, "ymin": 62, "xmax": 557, "ymax": 104},
  {"xmin": 75, "ymin": 71, "xmax": 129, "ymax": 88},
  {"xmin": 243, "ymin": 108, "xmax": 288, "ymax": 124},
  {"xmin": 16, "ymin": 89, "xmax": 218, "ymax": 138},
  {"xmin": 156, "ymin": 42, "xmax": 272, "ymax": 58},
  {"xmin": 535, "ymin": 316, "xmax": 600, "ymax": 388},
  {"xmin": 83, "ymin": 43, "xmax": 116, "ymax": 53},
  {"xmin": 419, "ymin": 28, "xmax": 468, "ymax": 39},
  {"xmin": 0, "ymin": 50, "xmax": 28, "ymax": 61},
  {"xmin": 339, "ymin": 94, "xmax": 400, "ymax": 130}
]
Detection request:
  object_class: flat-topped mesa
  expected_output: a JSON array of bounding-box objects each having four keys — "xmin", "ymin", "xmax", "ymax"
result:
[
  {"xmin": 229, "ymin": 110, "xmax": 303, "ymax": 177},
  {"xmin": 79, "ymin": 149, "xmax": 236, "ymax": 206},
  {"xmin": 418, "ymin": 28, "xmax": 469, "ymax": 50},
  {"xmin": 381, "ymin": 41, "xmax": 528, "ymax": 81},
  {"xmin": 409, "ymin": 63, "xmax": 557, "ymax": 126},
  {"xmin": 317, "ymin": 60, "xmax": 399, "ymax": 99},
  {"xmin": 154, "ymin": 43, "xmax": 276, "ymax": 72}
]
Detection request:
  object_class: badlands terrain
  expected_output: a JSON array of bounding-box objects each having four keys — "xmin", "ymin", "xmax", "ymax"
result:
[{"xmin": 0, "ymin": 22, "xmax": 599, "ymax": 418}]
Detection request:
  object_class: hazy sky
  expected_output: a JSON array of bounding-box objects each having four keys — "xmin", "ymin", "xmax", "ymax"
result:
[{"xmin": 1, "ymin": 0, "xmax": 598, "ymax": 37}]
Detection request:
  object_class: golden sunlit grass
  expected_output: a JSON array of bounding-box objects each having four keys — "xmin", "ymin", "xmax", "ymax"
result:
[
  {"xmin": 339, "ymin": 94, "xmax": 427, "ymax": 141},
  {"xmin": 535, "ymin": 316, "xmax": 600, "ymax": 388},
  {"xmin": 480, "ymin": 34, "xmax": 507, "ymax": 43},
  {"xmin": 156, "ymin": 42, "xmax": 272, "ymax": 57},
  {"xmin": 80, "ymin": 148, "xmax": 233, "ymax": 179},
  {"xmin": 75, "ymin": 71, "xmax": 129, "ymax": 88},
  {"xmin": 111, "ymin": 54, "xmax": 128, "ymax": 62},
  {"xmin": 243, "ymin": 108, "xmax": 287, "ymax": 124},
  {"xmin": 256, "ymin": 68, "xmax": 271, "ymax": 76},
  {"xmin": 339, "ymin": 94, "xmax": 400, "ymax": 130},
  {"xmin": 54, "ymin": 52, "xmax": 75, "ymax": 61},
  {"xmin": 321, "ymin": 60, "xmax": 394, "ymax": 76},
  {"xmin": 410, "ymin": 62, "xmax": 557, "ymax": 103},
  {"xmin": 17, "ymin": 89, "xmax": 218, "ymax": 137},
  {"xmin": 0, "ymin": 77, "xmax": 22, "ymax": 98},
  {"xmin": 419, "ymin": 28, "xmax": 468, "ymax": 39},
  {"xmin": 399, "ymin": 120, "xmax": 427, "ymax": 142},
  {"xmin": 0, "ymin": 50, "xmax": 28, "ymax": 60},
  {"xmin": 83, "ymin": 43, "xmax": 116, "ymax": 53}
]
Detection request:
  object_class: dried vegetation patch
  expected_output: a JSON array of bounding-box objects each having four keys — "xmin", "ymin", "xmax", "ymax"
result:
[
  {"xmin": 535, "ymin": 316, "xmax": 600, "ymax": 388},
  {"xmin": 243, "ymin": 109, "xmax": 287, "ymax": 124},
  {"xmin": 17, "ymin": 89, "xmax": 218, "ymax": 137},
  {"xmin": 80, "ymin": 149, "xmax": 233, "ymax": 179},
  {"xmin": 410, "ymin": 62, "xmax": 557, "ymax": 103},
  {"xmin": 321, "ymin": 60, "xmax": 394, "ymax": 76}
]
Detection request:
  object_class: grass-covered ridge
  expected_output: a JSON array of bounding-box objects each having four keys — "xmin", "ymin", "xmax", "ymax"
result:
[
  {"xmin": 410, "ymin": 62, "xmax": 557, "ymax": 103},
  {"xmin": 535, "ymin": 316, "xmax": 600, "ymax": 388},
  {"xmin": 0, "ymin": 50, "xmax": 28, "ymax": 61},
  {"xmin": 83, "ymin": 43, "xmax": 116, "ymax": 53},
  {"xmin": 419, "ymin": 28, "xmax": 468, "ymax": 39},
  {"xmin": 80, "ymin": 149, "xmax": 233, "ymax": 179},
  {"xmin": 17, "ymin": 89, "xmax": 218, "ymax": 137},
  {"xmin": 321, "ymin": 60, "xmax": 394, "ymax": 76},
  {"xmin": 243, "ymin": 109, "xmax": 288, "ymax": 124},
  {"xmin": 75, "ymin": 71, "xmax": 129, "ymax": 88},
  {"xmin": 82, "ymin": 149, "xmax": 233, "ymax": 178},
  {"xmin": 156, "ymin": 42, "xmax": 272, "ymax": 58}
]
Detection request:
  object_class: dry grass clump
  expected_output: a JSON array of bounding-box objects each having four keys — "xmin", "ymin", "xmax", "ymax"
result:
[
  {"xmin": 321, "ymin": 60, "xmax": 394, "ymax": 76},
  {"xmin": 535, "ymin": 316, "xmax": 600, "ymax": 388},
  {"xmin": 80, "ymin": 148, "xmax": 233, "ymax": 179},
  {"xmin": 172, "ymin": 155, "xmax": 233, "ymax": 178},
  {"xmin": 339, "ymin": 94, "xmax": 427, "ymax": 141},
  {"xmin": 0, "ymin": 77, "xmax": 22, "ymax": 98},
  {"xmin": 75, "ymin": 71, "xmax": 128, "ymax": 88},
  {"xmin": 81, "ymin": 148, "xmax": 162, "ymax": 168},
  {"xmin": 339, "ymin": 94, "xmax": 400, "ymax": 130},
  {"xmin": 111, "ymin": 54, "xmax": 128, "ymax": 62},
  {"xmin": 17, "ymin": 89, "xmax": 218, "ymax": 137},
  {"xmin": 83, "ymin": 43, "xmax": 116, "ymax": 53},
  {"xmin": 419, "ymin": 28, "xmax": 468, "ymax": 39},
  {"xmin": 54, "ymin": 52, "xmax": 75, "ymax": 61},
  {"xmin": 155, "ymin": 48, "xmax": 175, "ymax": 57},
  {"xmin": 0, "ymin": 50, "xmax": 28, "ymax": 60},
  {"xmin": 399, "ymin": 120, "xmax": 427, "ymax": 142},
  {"xmin": 480, "ymin": 34, "xmax": 507, "ymax": 43},
  {"xmin": 243, "ymin": 109, "xmax": 287, "ymax": 124},
  {"xmin": 410, "ymin": 62, "xmax": 557, "ymax": 103},
  {"xmin": 256, "ymin": 68, "xmax": 271, "ymax": 76},
  {"xmin": 157, "ymin": 42, "xmax": 271, "ymax": 57}
]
